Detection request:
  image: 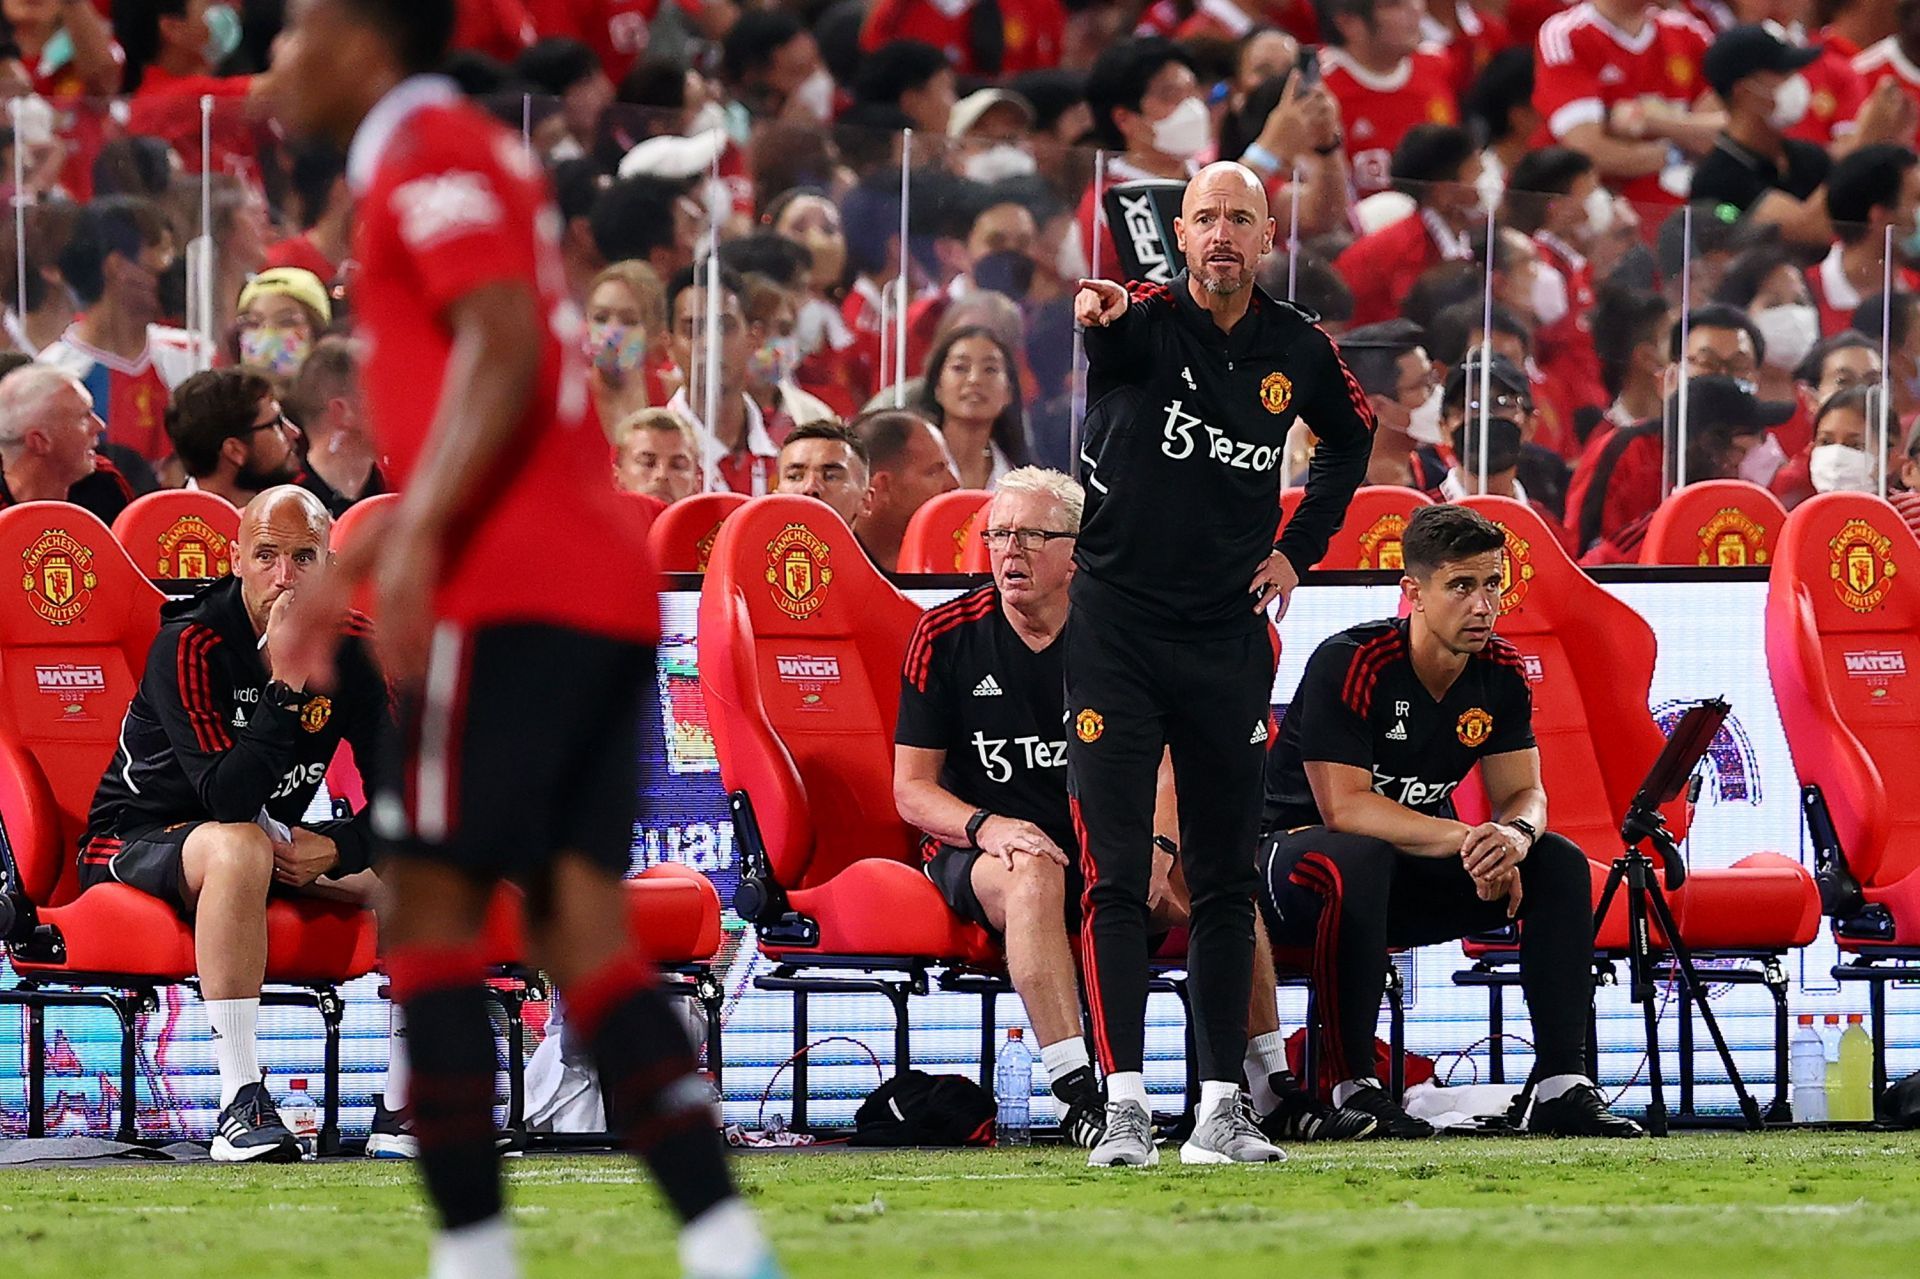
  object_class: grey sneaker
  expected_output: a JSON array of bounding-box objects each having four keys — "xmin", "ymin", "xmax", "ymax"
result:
[
  {"xmin": 1179, "ymin": 1091, "xmax": 1287, "ymax": 1165},
  {"xmin": 1086, "ymin": 1099, "xmax": 1158, "ymax": 1168}
]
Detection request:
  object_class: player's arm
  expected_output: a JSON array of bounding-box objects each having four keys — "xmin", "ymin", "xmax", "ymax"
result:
[
  {"xmin": 1272, "ymin": 329, "xmax": 1375, "ymax": 579},
  {"xmin": 319, "ymin": 636, "xmax": 393, "ymax": 879},
  {"xmin": 1150, "ymin": 748, "xmax": 1180, "ymax": 913},
  {"xmin": 1744, "ymin": 187, "xmax": 1833, "ymax": 248},
  {"xmin": 1074, "ymin": 280, "xmax": 1151, "ymax": 376},
  {"xmin": 1305, "ymin": 761, "xmax": 1473, "ymax": 857},
  {"xmin": 892, "ymin": 745, "xmax": 1065, "ymax": 866},
  {"xmin": 62, "ymin": 0, "xmax": 124, "ymax": 98},
  {"xmin": 1462, "ymin": 666, "xmax": 1544, "ymax": 880},
  {"xmin": 152, "ymin": 628, "xmax": 302, "ymax": 823},
  {"xmin": 1558, "ymin": 122, "xmax": 1669, "ymax": 178}
]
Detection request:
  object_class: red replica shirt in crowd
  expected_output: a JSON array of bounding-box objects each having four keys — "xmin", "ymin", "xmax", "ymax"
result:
[
  {"xmin": 1139, "ymin": 0, "xmax": 1319, "ymax": 44},
  {"xmin": 861, "ymin": 0, "xmax": 1065, "ymax": 74},
  {"xmin": 527, "ymin": 0, "xmax": 682, "ymax": 82},
  {"xmin": 1319, "ymin": 47, "xmax": 1460, "ymax": 196},
  {"xmin": 1429, "ymin": 2, "xmax": 1516, "ymax": 97},
  {"xmin": 1333, "ymin": 212, "xmax": 1467, "ymax": 326},
  {"xmin": 455, "ymin": 0, "xmax": 537, "ymax": 62},
  {"xmin": 1565, "ymin": 419, "xmax": 1662, "ymax": 554},
  {"xmin": 1533, "ymin": 3, "xmax": 1712, "ymax": 209},
  {"xmin": 349, "ymin": 76, "xmax": 655, "ymax": 641},
  {"xmin": 126, "ymin": 67, "xmax": 258, "ymax": 180},
  {"xmin": 1852, "ymin": 38, "xmax": 1920, "ymax": 135},
  {"xmin": 263, "ymin": 233, "xmax": 339, "ymax": 284},
  {"xmin": 1789, "ymin": 34, "xmax": 1867, "ymax": 147}
]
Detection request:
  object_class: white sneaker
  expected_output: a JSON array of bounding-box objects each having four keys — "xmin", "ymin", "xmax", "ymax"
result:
[
  {"xmin": 1179, "ymin": 1091, "xmax": 1286, "ymax": 1164},
  {"xmin": 1086, "ymin": 1099, "xmax": 1158, "ymax": 1167}
]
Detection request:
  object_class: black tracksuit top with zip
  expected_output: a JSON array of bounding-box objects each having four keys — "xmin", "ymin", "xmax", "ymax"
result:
[
  {"xmin": 1075, "ymin": 271, "xmax": 1376, "ymax": 637},
  {"xmin": 80, "ymin": 575, "xmax": 390, "ymax": 875}
]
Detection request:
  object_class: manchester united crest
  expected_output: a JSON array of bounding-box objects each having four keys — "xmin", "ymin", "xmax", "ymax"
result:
[
  {"xmin": 765, "ymin": 523, "xmax": 834, "ymax": 619},
  {"xmin": 1498, "ymin": 525, "xmax": 1534, "ymax": 613},
  {"xmin": 1356, "ymin": 514, "xmax": 1409, "ymax": 570},
  {"xmin": 300, "ymin": 695, "xmax": 333, "ymax": 734},
  {"xmin": 1457, "ymin": 707, "xmax": 1494, "ymax": 748},
  {"xmin": 1074, "ymin": 708, "xmax": 1105, "ymax": 743},
  {"xmin": 20, "ymin": 530, "xmax": 98, "ymax": 626},
  {"xmin": 695, "ymin": 521, "xmax": 724, "ymax": 573},
  {"xmin": 156, "ymin": 516, "xmax": 232, "ymax": 580},
  {"xmin": 1696, "ymin": 508, "xmax": 1767, "ymax": 567},
  {"xmin": 1829, "ymin": 518, "xmax": 1897, "ymax": 613},
  {"xmin": 1259, "ymin": 371, "xmax": 1293, "ymax": 415}
]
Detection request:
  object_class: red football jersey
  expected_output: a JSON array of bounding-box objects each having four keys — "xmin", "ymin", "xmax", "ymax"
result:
[
  {"xmin": 526, "ymin": 0, "xmax": 678, "ymax": 82},
  {"xmin": 454, "ymin": 0, "xmax": 538, "ymax": 61},
  {"xmin": 350, "ymin": 80, "xmax": 655, "ymax": 640},
  {"xmin": 1789, "ymin": 36, "xmax": 1867, "ymax": 147},
  {"xmin": 1319, "ymin": 47, "xmax": 1461, "ymax": 196},
  {"xmin": 1533, "ymin": 3, "xmax": 1712, "ymax": 209},
  {"xmin": 1852, "ymin": 38, "xmax": 1920, "ymax": 140}
]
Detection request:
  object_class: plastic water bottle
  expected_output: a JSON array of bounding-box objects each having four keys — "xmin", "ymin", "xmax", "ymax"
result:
[
  {"xmin": 281, "ymin": 1079, "xmax": 319, "ymax": 1159},
  {"xmin": 1836, "ymin": 1014, "xmax": 1874, "ymax": 1121},
  {"xmin": 1790, "ymin": 1015, "xmax": 1827, "ymax": 1123},
  {"xmin": 993, "ymin": 1027, "xmax": 1033, "ymax": 1147},
  {"xmin": 1822, "ymin": 1014, "xmax": 1844, "ymax": 1116}
]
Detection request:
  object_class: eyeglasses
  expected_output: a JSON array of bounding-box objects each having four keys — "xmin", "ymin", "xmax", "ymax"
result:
[
  {"xmin": 981, "ymin": 527, "xmax": 1077, "ymax": 552},
  {"xmin": 242, "ymin": 412, "xmax": 292, "ymax": 439}
]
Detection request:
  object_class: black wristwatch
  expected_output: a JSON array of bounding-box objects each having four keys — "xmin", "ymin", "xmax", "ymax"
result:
[
  {"xmin": 1152, "ymin": 834, "xmax": 1180, "ymax": 860},
  {"xmin": 1507, "ymin": 817, "xmax": 1539, "ymax": 850},
  {"xmin": 263, "ymin": 680, "xmax": 306, "ymax": 712},
  {"xmin": 965, "ymin": 808, "xmax": 993, "ymax": 849}
]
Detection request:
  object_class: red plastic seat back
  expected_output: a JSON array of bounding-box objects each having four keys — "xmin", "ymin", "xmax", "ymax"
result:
[
  {"xmin": 326, "ymin": 492, "xmax": 400, "ymax": 615},
  {"xmin": 1638, "ymin": 480, "xmax": 1787, "ymax": 567},
  {"xmin": 1766, "ymin": 494, "xmax": 1920, "ymax": 887},
  {"xmin": 0, "ymin": 503, "xmax": 163, "ymax": 906},
  {"xmin": 1454, "ymin": 496, "xmax": 1687, "ymax": 855},
  {"xmin": 1276, "ymin": 486, "xmax": 1304, "ymax": 541},
  {"xmin": 650, "ymin": 492, "xmax": 749, "ymax": 572},
  {"xmin": 1316, "ymin": 485, "xmax": 1435, "ymax": 570},
  {"xmin": 110, "ymin": 490, "xmax": 240, "ymax": 583},
  {"xmin": 897, "ymin": 489, "xmax": 992, "ymax": 573},
  {"xmin": 698, "ymin": 495, "xmax": 922, "ymax": 891}
]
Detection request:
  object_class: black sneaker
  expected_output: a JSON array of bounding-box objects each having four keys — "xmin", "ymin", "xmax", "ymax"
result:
[
  {"xmin": 1258, "ymin": 1072, "xmax": 1380, "ymax": 1142},
  {"xmin": 211, "ymin": 1081, "xmax": 302, "ymax": 1163},
  {"xmin": 365, "ymin": 1094, "xmax": 417, "ymax": 1159},
  {"xmin": 1051, "ymin": 1065, "xmax": 1106, "ymax": 1148},
  {"xmin": 1527, "ymin": 1083, "xmax": 1647, "ymax": 1138},
  {"xmin": 1338, "ymin": 1083, "xmax": 1435, "ymax": 1139}
]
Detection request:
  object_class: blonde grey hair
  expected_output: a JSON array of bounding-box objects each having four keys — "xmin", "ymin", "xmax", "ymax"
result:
[{"xmin": 994, "ymin": 466, "xmax": 1084, "ymax": 532}]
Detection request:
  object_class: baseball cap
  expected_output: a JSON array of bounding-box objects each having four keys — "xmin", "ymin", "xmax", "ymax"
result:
[
  {"xmin": 948, "ymin": 88, "xmax": 1035, "ymax": 139},
  {"xmin": 1702, "ymin": 25, "xmax": 1820, "ymax": 101},
  {"xmin": 1443, "ymin": 352, "xmax": 1533, "ymax": 415},
  {"xmin": 1670, "ymin": 373, "xmax": 1796, "ymax": 432},
  {"xmin": 238, "ymin": 267, "xmax": 332, "ymax": 327}
]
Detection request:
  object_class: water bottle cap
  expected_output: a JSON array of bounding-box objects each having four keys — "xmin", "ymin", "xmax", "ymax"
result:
[
  {"xmin": 1824, "ymin": 1014, "xmax": 1840, "ymax": 1023},
  {"xmin": 290, "ymin": 1079, "xmax": 307, "ymax": 1090},
  {"xmin": 1797, "ymin": 1014, "xmax": 1813, "ymax": 1024},
  {"xmin": 1008, "ymin": 1027, "xmax": 1023, "ymax": 1040},
  {"xmin": 1847, "ymin": 1013, "xmax": 1864, "ymax": 1024}
]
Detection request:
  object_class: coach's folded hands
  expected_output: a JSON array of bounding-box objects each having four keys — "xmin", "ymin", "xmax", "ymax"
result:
[{"xmin": 978, "ymin": 816, "xmax": 1070, "ymax": 869}]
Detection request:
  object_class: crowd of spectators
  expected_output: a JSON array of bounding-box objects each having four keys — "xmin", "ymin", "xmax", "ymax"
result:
[{"xmin": 2, "ymin": 0, "xmax": 1920, "ymax": 562}]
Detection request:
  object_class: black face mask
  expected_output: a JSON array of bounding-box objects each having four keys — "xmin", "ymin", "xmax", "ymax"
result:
[
  {"xmin": 1451, "ymin": 415, "xmax": 1524, "ymax": 474},
  {"xmin": 972, "ymin": 249, "xmax": 1037, "ymax": 302}
]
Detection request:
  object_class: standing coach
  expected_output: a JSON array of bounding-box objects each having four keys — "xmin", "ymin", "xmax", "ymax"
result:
[{"xmin": 1070, "ymin": 162, "xmax": 1374, "ymax": 1167}]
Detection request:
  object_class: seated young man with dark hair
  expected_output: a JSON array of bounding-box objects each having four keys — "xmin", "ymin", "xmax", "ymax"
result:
[{"xmin": 1256, "ymin": 503, "xmax": 1645, "ymax": 1140}]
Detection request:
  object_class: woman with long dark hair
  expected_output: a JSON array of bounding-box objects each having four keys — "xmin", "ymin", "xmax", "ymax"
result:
[{"xmin": 917, "ymin": 324, "xmax": 1030, "ymax": 490}]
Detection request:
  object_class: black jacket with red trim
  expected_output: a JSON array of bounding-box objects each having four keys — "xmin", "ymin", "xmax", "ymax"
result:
[
  {"xmin": 0, "ymin": 455, "xmax": 136, "ymax": 527},
  {"xmin": 80, "ymin": 574, "xmax": 389, "ymax": 875},
  {"xmin": 1077, "ymin": 271, "xmax": 1375, "ymax": 636}
]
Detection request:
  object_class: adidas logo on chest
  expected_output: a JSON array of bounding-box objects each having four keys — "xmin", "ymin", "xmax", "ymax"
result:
[{"xmin": 972, "ymin": 675, "xmax": 1003, "ymax": 697}]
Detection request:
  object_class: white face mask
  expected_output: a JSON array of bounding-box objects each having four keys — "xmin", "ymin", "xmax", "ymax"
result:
[
  {"xmin": 1755, "ymin": 303, "xmax": 1819, "ymax": 371},
  {"xmin": 1810, "ymin": 442, "xmax": 1880, "ymax": 493},
  {"xmin": 687, "ymin": 101, "xmax": 728, "ymax": 138},
  {"xmin": 1737, "ymin": 432, "xmax": 1788, "ymax": 486},
  {"xmin": 1151, "ymin": 97, "xmax": 1213, "ymax": 161},
  {"xmin": 1769, "ymin": 74, "xmax": 1812, "ymax": 131},
  {"xmin": 790, "ymin": 68, "xmax": 835, "ymax": 123},
  {"xmin": 964, "ymin": 143, "xmax": 1039, "ymax": 183},
  {"xmin": 1532, "ymin": 263, "xmax": 1570, "ymax": 328},
  {"xmin": 1408, "ymin": 384, "xmax": 1445, "ymax": 445},
  {"xmin": 1584, "ymin": 184, "xmax": 1615, "ymax": 238}
]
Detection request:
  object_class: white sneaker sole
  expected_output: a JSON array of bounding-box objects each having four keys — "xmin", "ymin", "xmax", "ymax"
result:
[
  {"xmin": 1087, "ymin": 1142, "xmax": 1160, "ymax": 1168},
  {"xmin": 365, "ymin": 1132, "xmax": 418, "ymax": 1159},
  {"xmin": 1178, "ymin": 1140, "xmax": 1287, "ymax": 1165},
  {"xmin": 210, "ymin": 1134, "xmax": 300, "ymax": 1163}
]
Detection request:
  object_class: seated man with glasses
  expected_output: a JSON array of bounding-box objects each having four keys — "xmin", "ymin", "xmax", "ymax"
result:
[
  {"xmin": 1418, "ymin": 355, "xmax": 1576, "ymax": 555},
  {"xmin": 165, "ymin": 368, "xmax": 304, "ymax": 509}
]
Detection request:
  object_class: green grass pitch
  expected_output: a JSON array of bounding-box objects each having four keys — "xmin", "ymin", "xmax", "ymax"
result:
[{"xmin": 2, "ymin": 1132, "xmax": 1917, "ymax": 1277}]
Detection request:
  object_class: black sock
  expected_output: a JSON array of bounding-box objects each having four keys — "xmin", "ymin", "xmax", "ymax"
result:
[
  {"xmin": 390, "ymin": 947, "xmax": 500, "ymax": 1232},
  {"xmin": 570, "ymin": 954, "xmax": 736, "ymax": 1225},
  {"xmin": 1051, "ymin": 1064, "xmax": 1102, "ymax": 1112}
]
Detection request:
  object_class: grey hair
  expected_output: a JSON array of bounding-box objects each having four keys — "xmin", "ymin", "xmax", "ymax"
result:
[
  {"xmin": 0, "ymin": 366, "xmax": 86, "ymax": 448},
  {"xmin": 993, "ymin": 466, "xmax": 1085, "ymax": 532}
]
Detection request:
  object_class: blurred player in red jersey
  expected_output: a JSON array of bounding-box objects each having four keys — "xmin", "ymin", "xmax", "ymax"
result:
[{"xmin": 270, "ymin": 5, "xmax": 783, "ymax": 1278}]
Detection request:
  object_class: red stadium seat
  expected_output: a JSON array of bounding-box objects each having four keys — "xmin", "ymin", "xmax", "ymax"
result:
[
  {"xmin": 110, "ymin": 490, "xmax": 240, "ymax": 583},
  {"xmin": 650, "ymin": 491, "xmax": 749, "ymax": 572},
  {"xmin": 699, "ymin": 494, "xmax": 1000, "ymax": 1124},
  {"xmin": 620, "ymin": 490, "xmax": 667, "ymax": 541},
  {"xmin": 896, "ymin": 489, "xmax": 992, "ymax": 573},
  {"xmin": 1315, "ymin": 485, "xmax": 1435, "ymax": 570},
  {"xmin": 0, "ymin": 502, "xmax": 376, "ymax": 1147},
  {"xmin": 1638, "ymin": 480, "xmax": 1788, "ymax": 567},
  {"xmin": 1448, "ymin": 496, "xmax": 1817, "ymax": 1112},
  {"xmin": 1766, "ymin": 492, "xmax": 1920, "ymax": 1098}
]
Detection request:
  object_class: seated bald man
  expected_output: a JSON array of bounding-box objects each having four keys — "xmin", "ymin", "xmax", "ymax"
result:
[{"xmin": 77, "ymin": 486, "xmax": 403, "ymax": 1162}]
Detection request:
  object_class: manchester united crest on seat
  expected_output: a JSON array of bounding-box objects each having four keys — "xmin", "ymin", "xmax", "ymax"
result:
[
  {"xmin": 156, "ymin": 516, "xmax": 232, "ymax": 580},
  {"xmin": 765, "ymin": 523, "xmax": 834, "ymax": 620},
  {"xmin": 20, "ymin": 530, "xmax": 97, "ymax": 627},
  {"xmin": 1697, "ymin": 508, "xmax": 1768, "ymax": 567},
  {"xmin": 1828, "ymin": 518, "xmax": 1897, "ymax": 613}
]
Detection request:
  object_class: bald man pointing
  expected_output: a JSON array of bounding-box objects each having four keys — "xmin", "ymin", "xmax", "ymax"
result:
[
  {"xmin": 78, "ymin": 487, "xmax": 403, "ymax": 1163},
  {"xmin": 1070, "ymin": 162, "xmax": 1374, "ymax": 1167}
]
